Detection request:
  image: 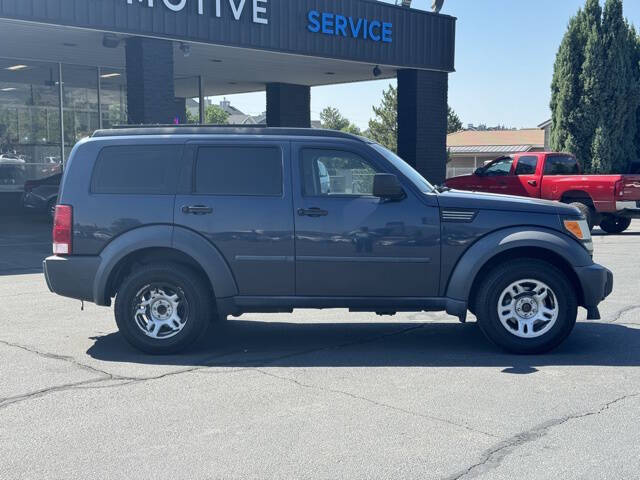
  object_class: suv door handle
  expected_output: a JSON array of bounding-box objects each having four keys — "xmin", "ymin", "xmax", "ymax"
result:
[
  {"xmin": 528, "ymin": 180, "xmax": 538, "ymax": 187},
  {"xmin": 298, "ymin": 207, "xmax": 328, "ymax": 218},
  {"xmin": 182, "ymin": 205, "xmax": 213, "ymax": 215}
]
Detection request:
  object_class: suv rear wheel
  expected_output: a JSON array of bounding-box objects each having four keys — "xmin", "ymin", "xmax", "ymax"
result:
[
  {"xmin": 114, "ymin": 263, "xmax": 214, "ymax": 354},
  {"xmin": 475, "ymin": 259, "xmax": 577, "ymax": 354}
]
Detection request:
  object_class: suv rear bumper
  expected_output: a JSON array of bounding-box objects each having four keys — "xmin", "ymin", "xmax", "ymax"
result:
[
  {"xmin": 43, "ymin": 255, "xmax": 100, "ymax": 303},
  {"xmin": 574, "ymin": 263, "xmax": 613, "ymax": 317}
]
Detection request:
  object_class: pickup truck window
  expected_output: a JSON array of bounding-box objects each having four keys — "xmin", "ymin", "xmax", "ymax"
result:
[
  {"xmin": 515, "ymin": 156, "xmax": 538, "ymax": 175},
  {"xmin": 544, "ymin": 155, "xmax": 580, "ymax": 175},
  {"xmin": 301, "ymin": 149, "xmax": 379, "ymax": 196},
  {"xmin": 484, "ymin": 157, "xmax": 513, "ymax": 176},
  {"xmin": 195, "ymin": 146, "xmax": 282, "ymax": 196}
]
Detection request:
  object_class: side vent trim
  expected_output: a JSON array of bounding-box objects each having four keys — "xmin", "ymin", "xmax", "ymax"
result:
[{"xmin": 441, "ymin": 209, "xmax": 477, "ymax": 223}]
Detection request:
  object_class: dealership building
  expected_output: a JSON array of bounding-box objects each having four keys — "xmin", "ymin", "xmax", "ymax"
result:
[{"xmin": 0, "ymin": 0, "xmax": 456, "ymax": 205}]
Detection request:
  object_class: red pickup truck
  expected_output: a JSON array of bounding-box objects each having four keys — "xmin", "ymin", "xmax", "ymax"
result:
[{"xmin": 445, "ymin": 152, "xmax": 640, "ymax": 233}]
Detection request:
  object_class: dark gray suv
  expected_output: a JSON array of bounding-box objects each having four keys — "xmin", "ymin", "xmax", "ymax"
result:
[{"xmin": 44, "ymin": 127, "xmax": 613, "ymax": 355}]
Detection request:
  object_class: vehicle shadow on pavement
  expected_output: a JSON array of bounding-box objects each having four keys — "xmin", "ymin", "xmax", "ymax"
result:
[{"xmin": 86, "ymin": 320, "xmax": 640, "ymax": 372}]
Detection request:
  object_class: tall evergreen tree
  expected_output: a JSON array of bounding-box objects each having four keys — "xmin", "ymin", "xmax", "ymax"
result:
[
  {"xmin": 591, "ymin": 0, "xmax": 639, "ymax": 172},
  {"xmin": 550, "ymin": 12, "xmax": 587, "ymax": 158},
  {"xmin": 551, "ymin": 0, "xmax": 639, "ymax": 173}
]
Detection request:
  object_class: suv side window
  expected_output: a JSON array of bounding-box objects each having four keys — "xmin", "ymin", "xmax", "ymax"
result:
[
  {"xmin": 544, "ymin": 155, "xmax": 579, "ymax": 175},
  {"xmin": 195, "ymin": 146, "xmax": 282, "ymax": 196},
  {"xmin": 91, "ymin": 145, "xmax": 182, "ymax": 194},
  {"xmin": 301, "ymin": 149, "xmax": 379, "ymax": 196},
  {"xmin": 483, "ymin": 157, "xmax": 513, "ymax": 177},
  {"xmin": 515, "ymin": 156, "xmax": 538, "ymax": 175}
]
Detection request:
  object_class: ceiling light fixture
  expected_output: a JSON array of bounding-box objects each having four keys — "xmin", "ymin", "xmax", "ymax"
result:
[
  {"xmin": 6, "ymin": 65, "xmax": 28, "ymax": 71},
  {"xmin": 1, "ymin": 87, "xmax": 17, "ymax": 92},
  {"xmin": 180, "ymin": 42, "xmax": 191, "ymax": 57},
  {"xmin": 100, "ymin": 73, "xmax": 121, "ymax": 79}
]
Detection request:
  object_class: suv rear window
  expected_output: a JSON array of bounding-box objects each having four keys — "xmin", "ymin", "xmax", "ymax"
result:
[
  {"xmin": 195, "ymin": 146, "xmax": 282, "ymax": 196},
  {"xmin": 544, "ymin": 155, "xmax": 579, "ymax": 175},
  {"xmin": 92, "ymin": 145, "xmax": 182, "ymax": 194}
]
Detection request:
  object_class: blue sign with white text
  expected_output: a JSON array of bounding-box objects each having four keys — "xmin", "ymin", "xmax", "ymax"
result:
[{"xmin": 307, "ymin": 10, "xmax": 393, "ymax": 43}]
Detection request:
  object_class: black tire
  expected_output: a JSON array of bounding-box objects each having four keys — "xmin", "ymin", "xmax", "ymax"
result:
[
  {"xmin": 114, "ymin": 263, "xmax": 214, "ymax": 354},
  {"xmin": 599, "ymin": 216, "xmax": 631, "ymax": 234},
  {"xmin": 569, "ymin": 202, "xmax": 594, "ymax": 231},
  {"xmin": 475, "ymin": 259, "xmax": 578, "ymax": 354}
]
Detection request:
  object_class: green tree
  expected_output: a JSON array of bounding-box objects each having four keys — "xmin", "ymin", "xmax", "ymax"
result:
[
  {"xmin": 551, "ymin": 0, "xmax": 639, "ymax": 173},
  {"xmin": 367, "ymin": 84, "xmax": 397, "ymax": 152},
  {"xmin": 319, "ymin": 106, "xmax": 361, "ymax": 135},
  {"xmin": 447, "ymin": 107, "xmax": 463, "ymax": 134},
  {"xmin": 591, "ymin": 0, "xmax": 639, "ymax": 172},
  {"xmin": 205, "ymin": 104, "xmax": 230, "ymax": 124}
]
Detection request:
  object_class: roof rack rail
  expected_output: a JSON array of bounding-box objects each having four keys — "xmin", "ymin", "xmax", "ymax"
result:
[{"xmin": 92, "ymin": 125, "xmax": 367, "ymax": 141}]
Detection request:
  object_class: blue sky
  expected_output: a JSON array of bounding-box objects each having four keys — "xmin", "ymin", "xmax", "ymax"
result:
[{"xmin": 212, "ymin": 0, "xmax": 640, "ymax": 130}]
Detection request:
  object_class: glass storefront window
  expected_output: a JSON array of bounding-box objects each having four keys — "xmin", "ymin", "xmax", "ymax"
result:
[
  {"xmin": 100, "ymin": 67, "xmax": 127, "ymax": 128},
  {"xmin": 175, "ymin": 76, "xmax": 200, "ymax": 125},
  {"xmin": 62, "ymin": 64, "xmax": 99, "ymax": 161},
  {"xmin": 0, "ymin": 59, "xmax": 61, "ymax": 191}
]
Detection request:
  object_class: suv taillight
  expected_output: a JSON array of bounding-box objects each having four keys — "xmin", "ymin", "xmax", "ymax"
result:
[
  {"xmin": 614, "ymin": 179, "xmax": 625, "ymax": 198},
  {"xmin": 52, "ymin": 205, "xmax": 72, "ymax": 255}
]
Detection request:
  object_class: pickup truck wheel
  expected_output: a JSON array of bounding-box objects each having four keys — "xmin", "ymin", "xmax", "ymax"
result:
[
  {"xmin": 569, "ymin": 202, "xmax": 594, "ymax": 230},
  {"xmin": 114, "ymin": 264, "xmax": 213, "ymax": 355},
  {"xmin": 599, "ymin": 216, "xmax": 631, "ymax": 234},
  {"xmin": 475, "ymin": 259, "xmax": 578, "ymax": 354}
]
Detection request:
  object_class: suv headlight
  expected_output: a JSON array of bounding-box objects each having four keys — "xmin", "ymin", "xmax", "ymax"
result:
[{"xmin": 563, "ymin": 217, "xmax": 593, "ymax": 253}]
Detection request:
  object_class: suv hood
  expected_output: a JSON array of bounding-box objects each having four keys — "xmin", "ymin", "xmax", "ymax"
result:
[{"xmin": 438, "ymin": 189, "xmax": 579, "ymax": 216}]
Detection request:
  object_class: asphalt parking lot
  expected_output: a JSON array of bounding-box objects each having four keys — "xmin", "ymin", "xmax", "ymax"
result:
[{"xmin": 0, "ymin": 215, "xmax": 639, "ymax": 479}]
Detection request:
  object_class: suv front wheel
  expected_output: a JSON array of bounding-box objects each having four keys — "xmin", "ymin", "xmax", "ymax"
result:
[
  {"xmin": 475, "ymin": 259, "xmax": 578, "ymax": 354},
  {"xmin": 114, "ymin": 264, "xmax": 213, "ymax": 354}
]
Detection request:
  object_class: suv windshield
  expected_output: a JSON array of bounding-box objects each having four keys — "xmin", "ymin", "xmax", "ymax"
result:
[{"xmin": 371, "ymin": 143, "xmax": 434, "ymax": 194}]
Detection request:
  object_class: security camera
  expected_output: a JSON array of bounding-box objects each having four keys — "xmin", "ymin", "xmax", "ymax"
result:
[
  {"xmin": 373, "ymin": 65, "xmax": 382, "ymax": 77},
  {"xmin": 180, "ymin": 42, "xmax": 191, "ymax": 58}
]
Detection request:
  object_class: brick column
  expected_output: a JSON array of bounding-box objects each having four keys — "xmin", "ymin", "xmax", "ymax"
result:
[
  {"xmin": 125, "ymin": 37, "xmax": 176, "ymax": 124},
  {"xmin": 266, "ymin": 83, "xmax": 311, "ymax": 128},
  {"xmin": 397, "ymin": 69, "xmax": 449, "ymax": 185}
]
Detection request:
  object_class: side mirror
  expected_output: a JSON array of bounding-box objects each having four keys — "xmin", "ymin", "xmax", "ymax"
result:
[
  {"xmin": 474, "ymin": 168, "xmax": 485, "ymax": 176},
  {"xmin": 373, "ymin": 173, "xmax": 405, "ymax": 200}
]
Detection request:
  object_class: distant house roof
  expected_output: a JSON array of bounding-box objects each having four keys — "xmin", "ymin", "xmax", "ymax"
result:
[
  {"xmin": 447, "ymin": 129, "xmax": 545, "ymax": 155},
  {"xmin": 538, "ymin": 119, "xmax": 552, "ymax": 129},
  {"xmin": 448, "ymin": 145, "xmax": 534, "ymax": 154}
]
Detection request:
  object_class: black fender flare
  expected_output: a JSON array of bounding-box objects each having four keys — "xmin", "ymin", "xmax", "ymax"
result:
[
  {"xmin": 445, "ymin": 226, "xmax": 592, "ymax": 304},
  {"xmin": 93, "ymin": 225, "xmax": 238, "ymax": 305}
]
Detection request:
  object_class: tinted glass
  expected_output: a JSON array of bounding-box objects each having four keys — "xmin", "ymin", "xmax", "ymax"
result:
[
  {"xmin": 92, "ymin": 145, "xmax": 182, "ymax": 194},
  {"xmin": 195, "ymin": 146, "xmax": 282, "ymax": 196},
  {"xmin": 544, "ymin": 155, "xmax": 579, "ymax": 175},
  {"xmin": 484, "ymin": 157, "xmax": 513, "ymax": 176},
  {"xmin": 515, "ymin": 156, "xmax": 538, "ymax": 175},
  {"xmin": 301, "ymin": 149, "xmax": 379, "ymax": 196}
]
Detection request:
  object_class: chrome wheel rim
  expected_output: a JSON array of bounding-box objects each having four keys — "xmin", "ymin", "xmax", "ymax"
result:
[
  {"xmin": 132, "ymin": 284, "xmax": 189, "ymax": 340},
  {"xmin": 497, "ymin": 279, "xmax": 559, "ymax": 339}
]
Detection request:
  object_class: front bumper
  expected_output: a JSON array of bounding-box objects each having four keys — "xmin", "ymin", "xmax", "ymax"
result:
[
  {"xmin": 574, "ymin": 263, "xmax": 613, "ymax": 319},
  {"xmin": 43, "ymin": 255, "xmax": 101, "ymax": 303}
]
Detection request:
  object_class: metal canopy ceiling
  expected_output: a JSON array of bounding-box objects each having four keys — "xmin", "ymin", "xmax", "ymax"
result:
[{"xmin": 0, "ymin": 18, "xmax": 400, "ymax": 97}]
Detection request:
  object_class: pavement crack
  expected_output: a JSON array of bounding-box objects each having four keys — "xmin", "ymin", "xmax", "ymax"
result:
[
  {"xmin": 0, "ymin": 378, "xmax": 117, "ymax": 410},
  {"xmin": 252, "ymin": 368, "xmax": 500, "ymax": 439},
  {"xmin": 0, "ymin": 339, "xmax": 125, "ymax": 380},
  {"xmin": 445, "ymin": 392, "xmax": 640, "ymax": 480},
  {"xmin": 0, "ymin": 324, "xmax": 428, "ymax": 412}
]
